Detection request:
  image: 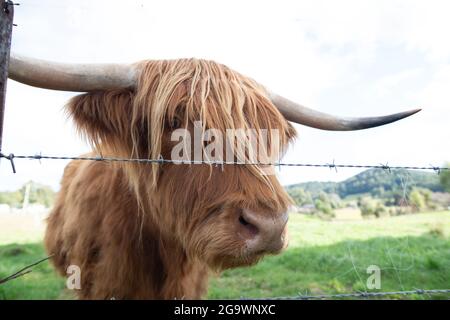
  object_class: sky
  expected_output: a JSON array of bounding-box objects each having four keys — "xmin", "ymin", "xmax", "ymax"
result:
[{"xmin": 1, "ymin": 0, "xmax": 449, "ymax": 191}]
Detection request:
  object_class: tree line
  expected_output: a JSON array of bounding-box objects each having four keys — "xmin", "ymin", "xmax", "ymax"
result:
[
  {"xmin": 287, "ymin": 165, "xmax": 450, "ymax": 218},
  {"xmin": 0, "ymin": 181, "xmax": 55, "ymax": 208}
]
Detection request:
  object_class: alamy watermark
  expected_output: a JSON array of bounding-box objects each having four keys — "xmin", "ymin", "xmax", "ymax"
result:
[
  {"xmin": 170, "ymin": 121, "xmax": 281, "ymax": 175},
  {"xmin": 64, "ymin": 263, "xmax": 382, "ymax": 292},
  {"xmin": 66, "ymin": 264, "xmax": 81, "ymax": 290},
  {"xmin": 366, "ymin": 265, "xmax": 381, "ymax": 289}
]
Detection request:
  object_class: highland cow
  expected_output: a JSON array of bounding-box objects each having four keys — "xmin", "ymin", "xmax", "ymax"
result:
[{"xmin": 8, "ymin": 54, "xmax": 420, "ymax": 299}]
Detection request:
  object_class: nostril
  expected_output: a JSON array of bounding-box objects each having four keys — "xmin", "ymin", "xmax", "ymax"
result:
[
  {"xmin": 238, "ymin": 214, "xmax": 259, "ymax": 236},
  {"xmin": 239, "ymin": 215, "xmax": 249, "ymax": 226}
]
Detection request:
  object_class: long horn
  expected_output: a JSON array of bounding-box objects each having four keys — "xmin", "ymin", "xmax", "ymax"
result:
[
  {"xmin": 269, "ymin": 92, "xmax": 421, "ymax": 131},
  {"xmin": 8, "ymin": 53, "xmax": 138, "ymax": 92}
]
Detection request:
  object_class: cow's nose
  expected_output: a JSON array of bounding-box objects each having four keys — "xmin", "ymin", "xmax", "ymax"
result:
[{"xmin": 238, "ymin": 209, "xmax": 288, "ymax": 254}]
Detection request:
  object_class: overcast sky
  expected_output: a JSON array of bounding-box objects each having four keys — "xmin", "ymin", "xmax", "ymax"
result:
[{"xmin": 1, "ymin": 0, "xmax": 449, "ymax": 191}]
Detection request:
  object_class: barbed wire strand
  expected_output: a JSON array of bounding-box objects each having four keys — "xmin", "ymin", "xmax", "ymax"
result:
[
  {"xmin": 0, "ymin": 255, "xmax": 52, "ymax": 285},
  {"xmin": 242, "ymin": 289, "xmax": 450, "ymax": 300},
  {"xmin": 0, "ymin": 152, "xmax": 449, "ymax": 174}
]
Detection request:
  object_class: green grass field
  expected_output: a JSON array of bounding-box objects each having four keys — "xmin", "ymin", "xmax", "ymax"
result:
[{"xmin": 0, "ymin": 211, "xmax": 449, "ymax": 299}]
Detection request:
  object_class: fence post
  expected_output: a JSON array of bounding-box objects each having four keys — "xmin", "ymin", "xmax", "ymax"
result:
[{"xmin": 0, "ymin": 0, "xmax": 14, "ymax": 152}]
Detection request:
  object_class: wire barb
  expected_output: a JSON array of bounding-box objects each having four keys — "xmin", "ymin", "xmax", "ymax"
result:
[
  {"xmin": 0, "ymin": 152, "xmax": 16, "ymax": 173},
  {"xmin": 380, "ymin": 162, "xmax": 391, "ymax": 173},
  {"xmin": 2, "ymin": 0, "xmax": 18, "ymax": 14},
  {"xmin": 430, "ymin": 164, "xmax": 441, "ymax": 175},
  {"xmin": 327, "ymin": 159, "xmax": 338, "ymax": 173}
]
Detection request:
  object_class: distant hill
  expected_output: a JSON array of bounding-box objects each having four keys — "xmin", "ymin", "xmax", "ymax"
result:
[{"xmin": 286, "ymin": 169, "xmax": 444, "ymax": 199}]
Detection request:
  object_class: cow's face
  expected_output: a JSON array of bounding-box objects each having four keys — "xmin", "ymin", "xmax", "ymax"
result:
[
  {"xmin": 128, "ymin": 59, "xmax": 297, "ymax": 269},
  {"xmin": 156, "ymin": 162, "xmax": 294, "ymax": 270}
]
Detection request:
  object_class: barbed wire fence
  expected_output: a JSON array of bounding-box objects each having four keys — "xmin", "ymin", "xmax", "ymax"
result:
[
  {"xmin": 1, "ymin": 152, "xmax": 450, "ymax": 300},
  {"xmin": 246, "ymin": 289, "xmax": 450, "ymax": 300}
]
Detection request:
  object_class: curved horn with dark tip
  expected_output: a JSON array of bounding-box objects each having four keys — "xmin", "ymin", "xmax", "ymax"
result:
[
  {"xmin": 269, "ymin": 92, "xmax": 421, "ymax": 131},
  {"xmin": 8, "ymin": 53, "xmax": 138, "ymax": 92}
]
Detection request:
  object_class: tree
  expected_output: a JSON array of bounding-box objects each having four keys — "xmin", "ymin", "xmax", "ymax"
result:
[
  {"xmin": 28, "ymin": 183, "xmax": 55, "ymax": 207},
  {"xmin": 358, "ymin": 197, "xmax": 375, "ymax": 217},
  {"xmin": 328, "ymin": 193, "xmax": 343, "ymax": 209},
  {"xmin": 0, "ymin": 190, "xmax": 23, "ymax": 207},
  {"xmin": 0, "ymin": 181, "xmax": 55, "ymax": 208},
  {"xmin": 374, "ymin": 203, "xmax": 387, "ymax": 218},
  {"xmin": 314, "ymin": 192, "xmax": 334, "ymax": 216},
  {"xmin": 440, "ymin": 162, "xmax": 450, "ymax": 192},
  {"xmin": 407, "ymin": 187, "xmax": 434, "ymax": 212},
  {"xmin": 409, "ymin": 188, "xmax": 426, "ymax": 212},
  {"xmin": 315, "ymin": 198, "xmax": 333, "ymax": 216},
  {"xmin": 289, "ymin": 187, "xmax": 313, "ymax": 206}
]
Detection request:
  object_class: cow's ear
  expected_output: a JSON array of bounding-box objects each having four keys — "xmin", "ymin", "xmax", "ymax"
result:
[{"xmin": 66, "ymin": 90, "xmax": 135, "ymax": 154}]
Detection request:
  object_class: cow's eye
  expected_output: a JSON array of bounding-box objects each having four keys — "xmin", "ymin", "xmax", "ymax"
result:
[{"xmin": 168, "ymin": 117, "xmax": 182, "ymax": 129}]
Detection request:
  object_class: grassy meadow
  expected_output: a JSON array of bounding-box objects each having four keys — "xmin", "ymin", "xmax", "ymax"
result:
[{"xmin": 0, "ymin": 211, "xmax": 449, "ymax": 299}]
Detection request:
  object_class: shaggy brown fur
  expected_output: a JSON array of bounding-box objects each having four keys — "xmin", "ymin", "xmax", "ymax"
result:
[{"xmin": 45, "ymin": 59, "xmax": 297, "ymax": 299}]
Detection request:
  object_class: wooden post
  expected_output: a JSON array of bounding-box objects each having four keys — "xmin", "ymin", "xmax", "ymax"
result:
[{"xmin": 0, "ymin": 0, "xmax": 14, "ymax": 152}]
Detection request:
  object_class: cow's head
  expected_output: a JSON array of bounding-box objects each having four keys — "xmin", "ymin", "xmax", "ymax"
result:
[{"xmin": 8, "ymin": 54, "xmax": 420, "ymax": 269}]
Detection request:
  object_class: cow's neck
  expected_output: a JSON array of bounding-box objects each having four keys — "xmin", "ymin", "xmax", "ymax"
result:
[{"xmin": 126, "ymin": 196, "xmax": 210, "ymax": 299}]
